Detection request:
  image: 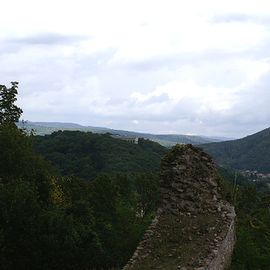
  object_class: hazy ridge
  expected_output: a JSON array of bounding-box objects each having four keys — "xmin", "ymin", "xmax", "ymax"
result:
[{"xmin": 18, "ymin": 121, "xmax": 228, "ymax": 146}]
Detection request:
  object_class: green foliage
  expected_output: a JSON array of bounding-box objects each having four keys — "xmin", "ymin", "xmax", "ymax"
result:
[
  {"xmin": 0, "ymin": 87, "xmax": 162, "ymax": 269},
  {"xmin": 0, "ymin": 126, "xmax": 161, "ymax": 269},
  {"xmin": 220, "ymin": 171, "xmax": 270, "ymax": 270},
  {"xmin": 134, "ymin": 173, "xmax": 160, "ymax": 218},
  {"xmin": 0, "ymin": 121, "xmax": 104, "ymax": 269},
  {"xmin": 202, "ymin": 127, "xmax": 270, "ymax": 172},
  {"xmin": 33, "ymin": 131, "xmax": 167, "ymax": 180},
  {"xmin": 0, "ymin": 123, "xmax": 52, "ymax": 203},
  {"xmin": 230, "ymin": 194, "xmax": 270, "ymax": 270},
  {"xmin": 0, "ymin": 180, "xmax": 42, "ymax": 269},
  {"xmin": 0, "ymin": 180, "xmax": 105, "ymax": 270},
  {"xmin": 88, "ymin": 173, "xmax": 159, "ymax": 267},
  {"xmin": 38, "ymin": 200, "xmax": 103, "ymax": 270},
  {"xmin": 0, "ymin": 82, "xmax": 23, "ymax": 125}
]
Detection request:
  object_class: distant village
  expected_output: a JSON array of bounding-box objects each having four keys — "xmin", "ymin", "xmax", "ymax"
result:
[
  {"xmin": 110, "ymin": 135, "xmax": 139, "ymax": 144},
  {"xmin": 239, "ymin": 170, "xmax": 270, "ymax": 181}
]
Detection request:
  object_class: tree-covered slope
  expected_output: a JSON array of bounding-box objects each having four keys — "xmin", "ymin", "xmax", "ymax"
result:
[
  {"xmin": 1, "ymin": 83, "xmax": 163, "ymax": 270},
  {"xmin": 33, "ymin": 130, "xmax": 168, "ymax": 180},
  {"xmin": 202, "ymin": 127, "xmax": 270, "ymax": 172},
  {"xmin": 18, "ymin": 121, "xmax": 224, "ymax": 146}
]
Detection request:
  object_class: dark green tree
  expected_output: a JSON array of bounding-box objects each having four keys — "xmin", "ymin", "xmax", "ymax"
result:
[
  {"xmin": 0, "ymin": 83, "xmax": 104, "ymax": 269},
  {"xmin": 0, "ymin": 82, "xmax": 164, "ymax": 269},
  {"xmin": 0, "ymin": 82, "xmax": 23, "ymax": 125}
]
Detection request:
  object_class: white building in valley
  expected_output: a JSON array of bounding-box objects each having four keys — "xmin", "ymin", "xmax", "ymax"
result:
[{"xmin": 111, "ymin": 135, "xmax": 139, "ymax": 144}]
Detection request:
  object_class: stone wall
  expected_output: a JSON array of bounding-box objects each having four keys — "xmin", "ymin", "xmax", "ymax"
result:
[
  {"xmin": 207, "ymin": 211, "xmax": 235, "ymax": 270},
  {"xmin": 124, "ymin": 144, "xmax": 235, "ymax": 270}
]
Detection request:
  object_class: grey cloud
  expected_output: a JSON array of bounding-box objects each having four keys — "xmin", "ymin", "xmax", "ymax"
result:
[
  {"xmin": 211, "ymin": 13, "xmax": 252, "ymax": 23},
  {"xmin": 118, "ymin": 48, "xmax": 268, "ymax": 74},
  {"xmin": 14, "ymin": 55, "xmax": 270, "ymax": 138},
  {"xmin": 9, "ymin": 33, "xmax": 88, "ymax": 45},
  {"xmin": 194, "ymin": 73, "xmax": 270, "ymax": 137},
  {"xmin": 120, "ymin": 53, "xmax": 196, "ymax": 72},
  {"xmin": 102, "ymin": 95, "xmax": 202, "ymax": 123},
  {"xmin": 19, "ymin": 82, "xmax": 270, "ymax": 138},
  {"xmin": 211, "ymin": 13, "xmax": 270, "ymax": 25},
  {"xmin": 104, "ymin": 79, "xmax": 270, "ymax": 138},
  {"xmin": 142, "ymin": 93, "xmax": 171, "ymax": 104},
  {"xmin": 233, "ymin": 75, "xmax": 270, "ymax": 122},
  {"xmin": 0, "ymin": 46, "xmax": 116, "ymax": 93},
  {"xmin": 0, "ymin": 33, "xmax": 90, "ymax": 55},
  {"xmin": 2, "ymin": 27, "xmax": 270, "ymax": 138}
]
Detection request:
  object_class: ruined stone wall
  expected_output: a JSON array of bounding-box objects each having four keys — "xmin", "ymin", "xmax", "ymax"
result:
[
  {"xmin": 207, "ymin": 212, "xmax": 235, "ymax": 270},
  {"xmin": 124, "ymin": 144, "xmax": 235, "ymax": 270}
]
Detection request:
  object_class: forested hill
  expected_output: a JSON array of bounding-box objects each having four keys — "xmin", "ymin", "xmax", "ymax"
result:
[
  {"xmin": 33, "ymin": 130, "xmax": 168, "ymax": 180},
  {"xmin": 201, "ymin": 127, "xmax": 270, "ymax": 172},
  {"xmin": 18, "ymin": 121, "xmax": 223, "ymax": 146}
]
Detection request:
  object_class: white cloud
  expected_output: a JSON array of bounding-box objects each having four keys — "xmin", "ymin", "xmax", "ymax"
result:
[{"xmin": 1, "ymin": 0, "xmax": 270, "ymax": 137}]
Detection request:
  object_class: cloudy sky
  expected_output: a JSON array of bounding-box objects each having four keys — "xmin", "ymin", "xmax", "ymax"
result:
[{"xmin": 1, "ymin": 0, "xmax": 270, "ymax": 138}]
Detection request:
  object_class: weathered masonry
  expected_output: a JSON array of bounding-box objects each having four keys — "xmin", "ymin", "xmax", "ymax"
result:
[{"xmin": 124, "ymin": 144, "xmax": 235, "ymax": 270}]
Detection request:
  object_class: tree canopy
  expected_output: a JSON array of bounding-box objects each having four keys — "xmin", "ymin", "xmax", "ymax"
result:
[
  {"xmin": 0, "ymin": 82, "xmax": 162, "ymax": 269},
  {"xmin": 0, "ymin": 82, "xmax": 23, "ymax": 125}
]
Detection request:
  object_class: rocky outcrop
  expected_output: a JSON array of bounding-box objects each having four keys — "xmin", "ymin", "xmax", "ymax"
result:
[{"xmin": 124, "ymin": 144, "xmax": 235, "ymax": 270}]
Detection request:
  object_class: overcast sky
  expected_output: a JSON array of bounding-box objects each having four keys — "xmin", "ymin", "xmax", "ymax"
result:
[{"xmin": 1, "ymin": 0, "xmax": 270, "ymax": 138}]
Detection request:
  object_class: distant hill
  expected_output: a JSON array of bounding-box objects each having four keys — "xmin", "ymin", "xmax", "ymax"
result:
[
  {"xmin": 202, "ymin": 127, "xmax": 270, "ymax": 173},
  {"xmin": 33, "ymin": 130, "xmax": 168, "ymax": 180},
  {"xmin": 18, "ymin": 121, "xmax": 225, "ymax": 146}
]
